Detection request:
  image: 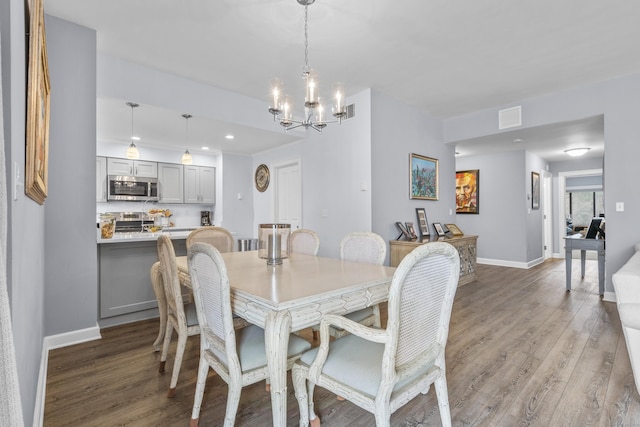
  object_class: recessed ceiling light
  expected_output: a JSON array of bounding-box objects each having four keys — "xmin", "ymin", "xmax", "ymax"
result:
[
  {"xmin": 513, "ymin": 138, "xmax": 523, "ymax": 143},
  {"xmin": 225, "ymin": 134, "xmax": 235, "ymax": 140},
  {"xmin": 564, "ymin": 148, "xmax": 590, "ymax": 157},
  {"xmin": 131, "ymin": 136, "xmax": 141, "ymax": 141},
  {"xmin": 201, "ymin": 146, "xmax": 209, "ymax": 150}
]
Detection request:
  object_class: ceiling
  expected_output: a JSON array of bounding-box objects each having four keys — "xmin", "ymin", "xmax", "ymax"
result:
[{"xmin": 44, "ymin": 1, "xmax": 640, "ymax": 158}]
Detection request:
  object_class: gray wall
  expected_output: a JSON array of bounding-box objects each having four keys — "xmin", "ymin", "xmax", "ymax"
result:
[
  {"xmin": 371, "ymin": 89, "xmax": 456, "ymax": 263},
  {"xmin": 455, "ymin": 151, "xmax": 530, "ymax": 264},
  {"xmin": 44, "ymin": 16, "xmax": 97, "ymax": 336},
  {"xmin": 445, "ymin": 74, "xmax": 640, "ymax": 294}
]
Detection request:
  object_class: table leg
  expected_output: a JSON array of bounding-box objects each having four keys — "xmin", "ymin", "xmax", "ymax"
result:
[
  {"xmin": 565, "ymin": 246, "xmax": 572, "ymax": 292},
  {"xmin": 597, "ymin": 247, "xmax": 605, "ymax": 296},
  {"xmin": 264, "ymin": 310, "xmax": 292, "ymax": 427},
  {"xmin": 580, "ymin": 250, "xmax": 587, "ymax": 279}
]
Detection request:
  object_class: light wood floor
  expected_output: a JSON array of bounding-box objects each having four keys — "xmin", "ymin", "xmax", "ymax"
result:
[{"xmin": 44, "ymin": 259, "xmax": 640, "ymax": 426}]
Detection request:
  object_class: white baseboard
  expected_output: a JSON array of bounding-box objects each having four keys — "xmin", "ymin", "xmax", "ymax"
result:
[
  {"xmin": 477, "ymin": 258, "xmax": 530, "ymax": 269},
  {"xmin": 603, "ymin": 291, "xmax": 616, "ymax": 303},
  {"xmin": 33, "ymin": 324, "xmax": 102, "ymax": 426}
]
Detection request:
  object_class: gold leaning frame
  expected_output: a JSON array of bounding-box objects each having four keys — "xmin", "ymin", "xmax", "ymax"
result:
[{"xmin": 25, "ymin": 0, "xmax": 51, "ymax": 205}]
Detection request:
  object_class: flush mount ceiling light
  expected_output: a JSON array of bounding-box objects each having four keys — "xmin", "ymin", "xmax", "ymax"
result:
[
  {"xmin": 125, "ymin": 102, "xmax": 140, "ymax": 159},
  {"xmin": 268, "ymin": 0, "xmax": 346, "ymax": 133},
  {"xmin": 181, "ymin": 114, "xmax": 193, "ymax": 165},
  {"xmin": 564, "ymin": 147, "xmax": 590, "ymax": 157}
]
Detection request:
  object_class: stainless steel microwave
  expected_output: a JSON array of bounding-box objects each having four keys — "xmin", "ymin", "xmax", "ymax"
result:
[{"xmin": 107, "ymin": 175, "xmax": 158, "ymax": 201}]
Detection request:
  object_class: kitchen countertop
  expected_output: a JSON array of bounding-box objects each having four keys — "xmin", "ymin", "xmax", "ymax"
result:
[{"xmin": 97, "ymin": 227, "xmax": 201, "ymax": 244}]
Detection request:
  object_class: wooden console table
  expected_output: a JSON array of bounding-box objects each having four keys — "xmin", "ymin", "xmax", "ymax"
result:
[{"xmin": 389, "ymin": 235, "xmax": 478, "ymax": 286}]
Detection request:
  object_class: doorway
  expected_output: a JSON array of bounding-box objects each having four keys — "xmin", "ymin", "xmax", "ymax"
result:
[{"xmin": 557, "ymin": 168, "xmax": 603, "ymax": 258}]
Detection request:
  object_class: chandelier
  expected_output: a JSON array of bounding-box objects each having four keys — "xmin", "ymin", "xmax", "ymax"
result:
[{"xmin": 268, "ymin": 0, "xmax": 346, "ymax": 133}]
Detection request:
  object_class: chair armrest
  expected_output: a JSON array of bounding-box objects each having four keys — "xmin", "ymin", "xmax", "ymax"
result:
[
  {"xmin": 320, "ymin": 314, "xmax": 388, "ymax": 344},
  {"xmin": 307, "ymin": 313, "xmax": 388, "ymax": 382},
  {"xmin": 619, "ymin": 303, "xmax": 640, "ymax": 330}
]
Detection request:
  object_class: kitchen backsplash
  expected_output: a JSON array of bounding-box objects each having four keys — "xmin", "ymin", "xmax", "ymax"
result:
[{"xmin": 96, "ymin": 202, "xmax": 214, "ymax": 228}]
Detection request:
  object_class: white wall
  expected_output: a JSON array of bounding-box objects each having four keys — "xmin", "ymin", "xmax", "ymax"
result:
[{"xmin": 252, "ymin": 89, "xmax": 373, "ymax": 259}]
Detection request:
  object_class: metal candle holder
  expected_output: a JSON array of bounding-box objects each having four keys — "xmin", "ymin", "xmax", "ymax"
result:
[{"xmin": 258, "ymin": 224, "xmax": 291, "ymax": 265}]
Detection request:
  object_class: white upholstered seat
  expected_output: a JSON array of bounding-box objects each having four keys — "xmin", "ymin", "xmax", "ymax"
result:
[
  {"xmin": 187, "ymin": 242, "xmax": 312, "ymax": 427},
  {"xmin": 156, "ymin": 235, "xmax": 200, "ymax": 398},
  {"xmin": 290, "ymin": 229, "xmax": 320, "ymax": 256},
  {"xmin": 293, "ymin": 241, "xmax": 460, "ymax": 427}
]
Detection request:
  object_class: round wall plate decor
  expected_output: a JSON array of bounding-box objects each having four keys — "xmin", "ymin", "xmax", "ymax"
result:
[{"xmin": 255, "ymin": 164, "xmax": 270, "ymax": 192}]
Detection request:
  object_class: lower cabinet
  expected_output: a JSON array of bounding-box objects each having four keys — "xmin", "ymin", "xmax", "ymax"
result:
[
  {"xmin": 389, "ymin": 235, "xmax": 478, "ymax": 286},
  {"xmin": 98, "ymin": 239, "xmax": 187, "ymax": 321}
]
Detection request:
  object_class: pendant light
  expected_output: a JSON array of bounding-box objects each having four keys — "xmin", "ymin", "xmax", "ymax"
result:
[
  {"xmin": 181, "ymin": 114, "xmax": 193, "ymax": 165},
  {"xmin": 125, "ymin": 101, "xmax": 140, "ymax": 159}
]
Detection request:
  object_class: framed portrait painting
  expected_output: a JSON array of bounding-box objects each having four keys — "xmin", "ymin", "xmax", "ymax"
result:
[
  {"xmin": 531, "ymin": 172, "xmax": 540, "ymax": 210},
  {"xmin": 25, "ymin": 0, "xmax": 51, "ymax": 205},
  {"xmin": 456, "ymin": 170, "xmax": 479, "ymax": 214},
  {"xmin": 410, "ymin": 153, "xmax": 438, "ymax": 200}
]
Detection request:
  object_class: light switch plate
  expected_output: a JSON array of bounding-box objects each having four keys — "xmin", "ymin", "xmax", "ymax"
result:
[{"xmin": 616, "ymin": 202, "xmax": 624, "ymax": 212}]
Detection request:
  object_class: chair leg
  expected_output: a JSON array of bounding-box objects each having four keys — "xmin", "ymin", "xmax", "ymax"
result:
[
  {"xmin": 159, "ymin": 323, "xmax": 173, "ymax": 373},
  {"xmin": 167, "ymin": 330, "xmax": 189, "ymax": 397},
  {"xmin": 223, "ymin": 381, "xmax": 242, "ymax": 427},
  {"xmin": 434, "ymin": 375, "xmax": 452, "ymax": 427},
  {"xmin": 191, "ymin": 355, "xmax": 210, "ymax": 425},
  {"xmin": 292, "ymin": 365, "xmax": 310, "ymax": 427},
  {"xmin": 308, "ymin": 381, "xmax": 320, "ymax": 427}
]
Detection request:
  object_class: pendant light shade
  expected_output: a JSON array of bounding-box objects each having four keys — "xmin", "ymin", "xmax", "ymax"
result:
[
  {"xmin": 181, "ymin": 149, "xmax": 193, "ymax": 165},
  {"xmin": 126, "ymin": 102, "xmax": 140, "ymax": 159},
  {"xmin": 181, "ymin": 114, "xmax": 193, "ymax": 165}
]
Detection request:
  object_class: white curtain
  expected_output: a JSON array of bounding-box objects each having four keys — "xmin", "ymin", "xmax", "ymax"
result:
[{"xmin": 0, "ymin": 21, "xmax": 26, "ymax": 427}]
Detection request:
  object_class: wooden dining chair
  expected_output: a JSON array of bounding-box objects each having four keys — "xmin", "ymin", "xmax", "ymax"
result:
[
  {"xmin": 187, "ymin": 242, "xmax": 312, "ymax": 427},
  {"xmin": 186, "ymin": 226, "xmax": 234, "ymax": 252},
  {"xmin": 293, "ymin": 241, "xmax": 460, "ymax": 427},
  {"xmin": 156, "ymin": 235, "xmax": 200, "ymax": 398},
  {"xmin": 290, "ymin": 229, "xmax": 320, "ymax": 256},
  {"xmin": 314, "ymin": 232, "xmax": 386, "ymax": 340}
]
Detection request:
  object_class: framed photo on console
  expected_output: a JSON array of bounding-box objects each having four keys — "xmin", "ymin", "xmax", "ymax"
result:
[
  {"xmin": 433, "ymin": 222, "xmax": 446, "ymax": 237},
  {"xmin": 445, "ymin": 224, "xmax": 463, "ymax": 236},
  {"xmin": 415, "ymin": 208, "xmax": 429, "ymax": 237}
]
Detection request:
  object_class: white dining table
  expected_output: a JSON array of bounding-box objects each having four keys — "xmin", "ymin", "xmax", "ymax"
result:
[{"xmin": 157, "ymin": 250, "xmax": 395, "ymax": 426}]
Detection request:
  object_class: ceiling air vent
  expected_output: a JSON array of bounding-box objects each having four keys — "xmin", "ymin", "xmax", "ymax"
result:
[{"xmin": 498, "ymin": 106, "xmax": 522, "ymax": 130}]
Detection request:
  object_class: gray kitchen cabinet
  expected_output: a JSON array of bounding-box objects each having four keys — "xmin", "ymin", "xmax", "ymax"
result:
[
  {"xmin": 158, "ymin": 162, "xmax": 184, "ymax": 203},
  {"xmin": 184, "ymin": 165, "xmax": 215, "ymax": 203},
  {"xmin": 96, "ymin": 156, "xmax": 107, "ymax": 202},
  {"xmin": 107, "ymin": 157, "xmax": 157, "ymax": 178},
  {"xmin": 98, "ymin": 239, "xmax": 187, "ymax": 320}
]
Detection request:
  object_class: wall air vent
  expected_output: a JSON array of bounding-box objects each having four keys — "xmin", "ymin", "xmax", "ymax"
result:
[
  {"xmin": 345, "ymin": 103, "xmax": 355, "ymax": 120},
  {"xmin": 498, "ymin": 106, "xmax": 522, "ymax": 130}
]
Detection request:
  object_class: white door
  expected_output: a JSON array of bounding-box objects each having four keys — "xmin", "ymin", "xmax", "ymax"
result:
[{"xmin": 274, "ymin": 161, "xmax": 301, "ymax": 230}]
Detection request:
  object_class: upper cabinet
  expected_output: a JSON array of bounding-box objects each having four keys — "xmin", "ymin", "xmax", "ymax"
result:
[
  {"xmin": 184, "ymin": 165, "xmax": 215, "ymax": 204},
  {"xmin": 107, "ymin": 158, "xmax": 157, "ymax": 178},
  {"xmin": 157, "ymin": 163, "xmax": 184, "ymax": 203},
  {"xmin": 96, "ymin": 156, "xmax": 107, "ymax": 202}
]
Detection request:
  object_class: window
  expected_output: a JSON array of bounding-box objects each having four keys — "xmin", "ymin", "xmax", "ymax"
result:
[{"xmin": 565, "ymin": 190, "xmax": 604, "ymax": 231}]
